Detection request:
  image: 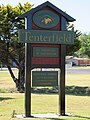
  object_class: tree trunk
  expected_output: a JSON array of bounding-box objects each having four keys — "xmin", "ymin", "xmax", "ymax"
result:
[
  {"xmin": 7, "ymin": 65, "xmax": 25, "ymax": 93},
  {"xmin": 17, "ymin": 65, "xmax": 25, "ymax": 92}
]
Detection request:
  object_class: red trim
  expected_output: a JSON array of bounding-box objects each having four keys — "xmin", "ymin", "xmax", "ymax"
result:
[
  {"xmin": 32, "ymin": 58, "xmax": 60, "ymax": 65},
  {"xmin": 31, "ymin": 44, "xmax": 60, "ymax": 47}
]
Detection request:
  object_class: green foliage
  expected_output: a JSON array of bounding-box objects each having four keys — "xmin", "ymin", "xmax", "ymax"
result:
[
  {"xmin": 0, "ymin": 2, "xmax": 33, "ymax": 64},
  {"xmin": 66, "ymin": 23, "xmax": 81, "ymax": 55},
  {"xmin": 75, "ymin": 33, "xmax": 90, "ymax": 58},
  {"xmin": 31, "ymin": 86, "xmax": 90, "ymax": 96},
  {"xmin": 65, "ymin": 86, "xmax": 90, "ymax": 96},
  {"xmin": 0, "ymin": 2, "xmax": 33, "ymax": 92}
]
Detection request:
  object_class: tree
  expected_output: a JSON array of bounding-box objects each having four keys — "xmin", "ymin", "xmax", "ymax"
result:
[
  {"xmin": 0, "ymin": 2, "xmax": 33, "ymax": 92},
  {"xmin": 75, "ymin": 33, "xmax": 90, "ymax": 58},
  {"xmin": 66, "ymin": 23, "xmax": 81, "ymax": 55}
]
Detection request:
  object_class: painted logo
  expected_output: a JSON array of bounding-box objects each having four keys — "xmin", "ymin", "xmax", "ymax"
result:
[
  {"xmin": 33, "ymin": 10, "xmax": 59, "ymax": 29},
  {"xmin": 41, "ymin": 16, "xmax": 53, "ymax": 25}
]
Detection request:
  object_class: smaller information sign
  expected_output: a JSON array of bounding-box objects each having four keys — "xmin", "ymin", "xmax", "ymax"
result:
[
  {"xmin": 32, "ymin": 71, "xmax": 58, "ymax": 86},
  {"xmin": 33, "ymin": 47, "xmax": 59, "ymax": 57}
]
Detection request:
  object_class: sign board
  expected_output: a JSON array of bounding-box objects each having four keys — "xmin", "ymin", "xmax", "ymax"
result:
[
  {"xmin": 33, "ymin": 10, "xmax": 60, "ymax": 29},
  {"xmin": 32, "ymin": 71, "xmax": 58, "ymax": 86},
  {"xmin": 18, "ymin": 29, "xmax": 74, "ymax": 44},
  {"xmin": 31, "ymin": 45, "xmax": 60, "ymax": 68},
  {"xmin": 33, "ymin": 47, "xmax": 59, "ymax": 57}
]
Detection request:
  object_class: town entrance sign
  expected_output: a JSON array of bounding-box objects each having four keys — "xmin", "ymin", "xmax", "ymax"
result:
[{"xmin": 18, "ymin": 1, "xmax": 75, "ymax": 117}]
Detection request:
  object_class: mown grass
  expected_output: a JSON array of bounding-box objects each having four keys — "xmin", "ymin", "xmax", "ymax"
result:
[
  {"xmin": 0, "ymin": 69, "xmax": 18, "ymax": 89},
  {"xmin": 0, "ymin": 93, "xmax": 90, "ymax": 120},
  {"xmin": 0, "ymin": 68, "xmax": 90, "ymax": 92},
  {"xmin": 66, "ymin": 74, "xmax": 90, "ymax": 87},
  {"xmin": 0, "ymin": 68, "xmax": 90, "ymax": 120}
]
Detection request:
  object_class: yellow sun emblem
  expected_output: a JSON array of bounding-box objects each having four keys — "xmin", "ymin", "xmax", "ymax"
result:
[{"xmin": 41, "ymin": 18, "xmax": 53, "ymax": 24}]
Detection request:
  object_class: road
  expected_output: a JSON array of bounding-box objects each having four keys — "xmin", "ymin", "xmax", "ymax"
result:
[
  {"xmin": 66, "ymin": 68, "xmax": 90, "ymax": 74},
  {"xmin": 0, "ymin": 67, "xmax": 90, "ymax": 74}
]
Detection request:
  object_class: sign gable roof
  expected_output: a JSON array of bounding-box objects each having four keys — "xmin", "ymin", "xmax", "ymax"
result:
[{"xmin": 18, "ymin": 1, "xmax": 75, "ymax": 22}]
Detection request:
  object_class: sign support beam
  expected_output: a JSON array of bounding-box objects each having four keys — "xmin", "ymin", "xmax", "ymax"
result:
[
  {"xmin": 25, "ymin": 43, "xmax": 32, "ymax": 117},
  {"xmin": 59, "ymin": 16, "xmax": 66, "ymax": 116},
  {"xmin": 25, "ymin": 15, "xmax": 32, "ymax": 117}
]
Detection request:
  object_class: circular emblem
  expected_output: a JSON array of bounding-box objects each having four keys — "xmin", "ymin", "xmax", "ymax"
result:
[{"xmin": 33, "ymin": 10, "xmax": 59, "ymax": 29}]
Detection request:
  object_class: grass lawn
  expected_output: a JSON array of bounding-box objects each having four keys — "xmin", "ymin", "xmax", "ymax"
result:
[
  {"xmin": 66, "ymin": 74, "xmax": 90, "ymax": 87},
  {"xmin": 0, "ymin": 93, "xmax": 90, "ymax": 120},
  {"xmin": 0, "ymin": 68, "xmax": 90, "ymax": 120},
  {"xmin": 66, "ymin": 66, "xmax": 90, "ymax": 87},
  {"xmin": 0, "ymin": 69, "xmax": 18, "ymax": 92}
]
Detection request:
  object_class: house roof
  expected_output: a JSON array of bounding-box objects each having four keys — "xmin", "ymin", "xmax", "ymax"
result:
[{"xmin": 18, "ymin": 1, "xmax": 75, "ymax": 22}]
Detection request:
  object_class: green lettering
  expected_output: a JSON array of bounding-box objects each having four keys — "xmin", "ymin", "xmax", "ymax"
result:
[
  {"xmin": 43, "ymin": 36, "xmax": 48, "ymax": 41},
  {"xmin": 48, "ymin": 36, "xmax": 51, "ymax": 42},
  {"xmin": 59, "ymin": 36, "xmax": 63, "ymax": 42},
  {"xmin": 56, "ymin": 35, "xmax": 59, "ymax": 42},
  {"xmin": 33, "ymin": 36, "xmax": 37, "ymax": 42},
  {"xmin": 64, "ymin": 34, "xmax": 71, "ymax": 43},
  {"xmin": 69, "ymin": 34, "xmax": 72, "ymax": 42},
  {"xmin": 25, "ymin": 32, "xmax": 29, "ymax": 41},
  {"xmin": 36, "ymin": 36, "xmax": 40, "ymax": 41},
  {"xmin": 52, "ymin": 35, "xmax": 55, "ymax": 42},
  {"xmin": 40, "ymin": 35, "xmax": 43, "ymax": 41},
  {"xmin": 29, "ymin": 35, "xmax": 33, "ymax": 41}
]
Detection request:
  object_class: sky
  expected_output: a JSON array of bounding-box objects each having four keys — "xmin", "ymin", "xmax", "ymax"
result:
[{"xmin": 0, "ymin": 0, "xmax": 90, "ymax": 33}]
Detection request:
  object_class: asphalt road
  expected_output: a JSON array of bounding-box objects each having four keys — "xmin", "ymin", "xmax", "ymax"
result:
[
  {"xmin": 0, "ymin": 67, "xmax": 90, "ymax": 74},
  {"xmin": 66, "ymin": 68, "xmax": 90, "ymax": 74}
]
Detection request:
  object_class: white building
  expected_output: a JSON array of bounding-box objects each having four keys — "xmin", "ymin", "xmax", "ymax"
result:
[{"xmin": 66, "ymin": 56, "xmax": 90, "ymax": 66}]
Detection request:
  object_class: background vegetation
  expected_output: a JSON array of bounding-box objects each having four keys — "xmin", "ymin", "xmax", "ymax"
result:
[{"xmin": 0, "ymin": 2, "xmax": 83, "ymax": 92}]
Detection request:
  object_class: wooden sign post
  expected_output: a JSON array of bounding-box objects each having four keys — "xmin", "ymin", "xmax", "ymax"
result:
[{"xmin": 18, "ymin": 1, "xmax": 75, "ymax": 117}]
